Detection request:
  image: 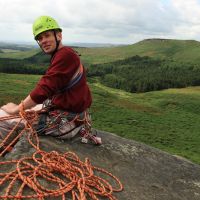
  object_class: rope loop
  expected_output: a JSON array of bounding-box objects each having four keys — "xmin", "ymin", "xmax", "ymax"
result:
[{"xmin": 0, "ymin": 106, "xmax": 123, "ymax": 199}]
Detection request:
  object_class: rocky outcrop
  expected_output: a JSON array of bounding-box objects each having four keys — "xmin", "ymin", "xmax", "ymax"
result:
[{"xmin": 1, "ymin": 130, "xmax": 200, "ymax": 200}]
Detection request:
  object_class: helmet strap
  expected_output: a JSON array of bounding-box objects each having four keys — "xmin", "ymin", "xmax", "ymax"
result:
[
  {"xmin": 36, "ymin": 40, "xmax": 45, "ymax": 54},
  {"xmin": 51, "ymin": 30, "xmax": 60, "ymax": 58}
]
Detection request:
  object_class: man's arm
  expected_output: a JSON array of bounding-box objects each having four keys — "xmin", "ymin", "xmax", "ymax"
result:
[{"xmin": 1, "ymin": 95, "xmax": 37, "ymax": 115}]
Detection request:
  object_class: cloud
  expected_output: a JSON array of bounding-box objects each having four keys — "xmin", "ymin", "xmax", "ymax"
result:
[
  {"xmin": 0, "ymin": 0, "xmax": 200, "ymax": 44},
  {"xmin": 169, "ymin": 0, "xmax": 200, "ymax": 39}
]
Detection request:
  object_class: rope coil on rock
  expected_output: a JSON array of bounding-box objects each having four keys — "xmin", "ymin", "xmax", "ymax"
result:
[{"xmin": 0, "ymin": 106, "xmax": 123, "ymax": 199}]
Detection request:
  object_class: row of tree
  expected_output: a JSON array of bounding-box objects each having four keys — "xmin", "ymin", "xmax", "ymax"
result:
[
  {"xmin": 0, "ymin": 52, "xmax": 49, "ymax": 74},
  {"xmin": 87, "ymin": 55, "xmax": 200, "ymax": 92},
  {"xmin": 0, "ymin": 53, "xmax": 200, "ymax": 93}
]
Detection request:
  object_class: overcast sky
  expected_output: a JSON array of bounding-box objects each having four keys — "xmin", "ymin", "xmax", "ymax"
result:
[{"xmin": 1, "ymin": 0, "xmax": 200, "ymax": 45}]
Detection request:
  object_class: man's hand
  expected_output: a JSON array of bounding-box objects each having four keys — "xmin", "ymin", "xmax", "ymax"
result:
[
  {"xmin": 1, "ymin": 95, "xmax": 37, "ymax": 115},
  {"xmin": 1, "ymin": 102, "xmax": 19, "ymax": 115}
]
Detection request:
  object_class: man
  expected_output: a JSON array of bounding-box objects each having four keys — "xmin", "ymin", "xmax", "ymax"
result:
[{"xmin": 0, "ymin": 16, "xmax": 92, "ymax": 140}]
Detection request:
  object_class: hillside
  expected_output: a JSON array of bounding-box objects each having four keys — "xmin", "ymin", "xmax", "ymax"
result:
[
  {"xmin": 0, "ymin": 73, "xmax": 199, "ymax": 165},
  {"xmin": 0, "ymin": 48, "xmax": 39, "ymax": 59},
  {"xmin": 76, "ymin": 38, "xmax": 200, "ymax": 64},
  {"xmin": 0, "ymin": 42, "xmax": 39, "ymax": 59},
  {"xmin": 88, "ymin": 55, "xmax": 200, "ymax": 93},
  {"xmin": 1, "ymin": 39, "xmax": 200, "ymax": 64}
]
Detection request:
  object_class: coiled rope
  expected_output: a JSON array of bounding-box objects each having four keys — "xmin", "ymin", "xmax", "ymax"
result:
[{"xmin": 0, "ymin": 106, "xmax": 123, "ymax": 199}]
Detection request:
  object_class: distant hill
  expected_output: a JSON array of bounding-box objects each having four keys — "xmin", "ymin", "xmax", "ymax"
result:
[
  {"xmin": 0, "ymin": 48, "xmax": 39, "ymax": 59},
  {"xmin": 0, "ymin": 42, "xmax": 39, "ymax": 59},
  {"xmin": 24, "ymin": 51, "xmax": 50, "ymax": 64},
  {"xmin": 76, "ymin": 38, "xmax": 200, "ymax": 64},
  {"xmin": 68, "ymin": 42, "xmax": 123, "ymax": 48},
  {"xmin": 0, "ymin": 42, "xmax": 37, "ymax": 51},
  {"xmin": 1, "ymin": 38, "xmax": 200, "ymax": 64},
  {"xmin": 130, "ymin": 38, "xmax": 200, "ymax": 62}
]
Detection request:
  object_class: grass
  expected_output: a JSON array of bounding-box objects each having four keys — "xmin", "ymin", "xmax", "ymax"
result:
[
  {"xmin": 0, "ymin": 49, "xmax": 39, "ymax": 59},
  {"xmin": 0, "ymin": 73, "xmax": 199, "ymax": 165},
  {"xmin": 0, "ymin": 73, "xmax": 39, "ymax": 104},
  {"xmin": 90, "ymin": 82, "xmax": 200, "ymax": 164}
]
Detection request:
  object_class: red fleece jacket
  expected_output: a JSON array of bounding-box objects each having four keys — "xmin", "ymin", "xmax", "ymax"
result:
[{"xmin": 30, "ymin": 47, "xmax": 92, "ymax": 113}]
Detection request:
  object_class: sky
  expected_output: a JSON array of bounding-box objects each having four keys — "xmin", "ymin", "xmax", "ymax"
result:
[{"xmin": 1, "ymin": 0, "xmax": 200, "ymax": 45}]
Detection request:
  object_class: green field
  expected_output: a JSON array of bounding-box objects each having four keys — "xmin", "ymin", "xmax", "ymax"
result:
[
  {"xmin": 0, "ymin": 49, "xmax": 39, "ymax": 59},
  {"xmin": 0, "ymin": 73, "xmax": 199, "ymax": 164}
]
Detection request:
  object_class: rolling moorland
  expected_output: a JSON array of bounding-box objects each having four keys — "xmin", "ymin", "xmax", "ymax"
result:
[{"xmin": 0, "ymin": 38, "xmax": 199, "ymax": 164}]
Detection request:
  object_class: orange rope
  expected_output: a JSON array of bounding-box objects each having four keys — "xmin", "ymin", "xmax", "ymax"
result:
[{"xmin": 0, "ymin": 108, "xmax": 123, "ymax": 199}]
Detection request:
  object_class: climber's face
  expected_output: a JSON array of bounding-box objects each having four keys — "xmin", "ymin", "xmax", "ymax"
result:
[{"xmin": 36, "ymin": 30, "xmax": 62, "ymax": 54}]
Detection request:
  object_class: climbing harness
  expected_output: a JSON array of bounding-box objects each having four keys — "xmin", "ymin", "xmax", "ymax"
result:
[
  {"xmin": 36, "ymin": 105, "xmax": 102, "ymax": 145},
  {"xmin": 0, "ymin": 106, "xmax": 123, "ymax": 199},
  {"xmin": 35, "ymin": 60, "xmax": 102, "ymax": 144},
  {"xmin": 56, "ymin": 62, "xmax": 84, "ymax": 94}
]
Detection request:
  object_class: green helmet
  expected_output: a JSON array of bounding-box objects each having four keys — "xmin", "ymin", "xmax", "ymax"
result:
[{"xmin": 32, "ymin": 16, "xmax": 62, "ymax": 39}]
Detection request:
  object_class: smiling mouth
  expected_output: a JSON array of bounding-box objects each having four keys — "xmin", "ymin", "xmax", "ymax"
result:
[{"xmin": 44, "ymin": 46, "xmax": 50, "ymax": 49}]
